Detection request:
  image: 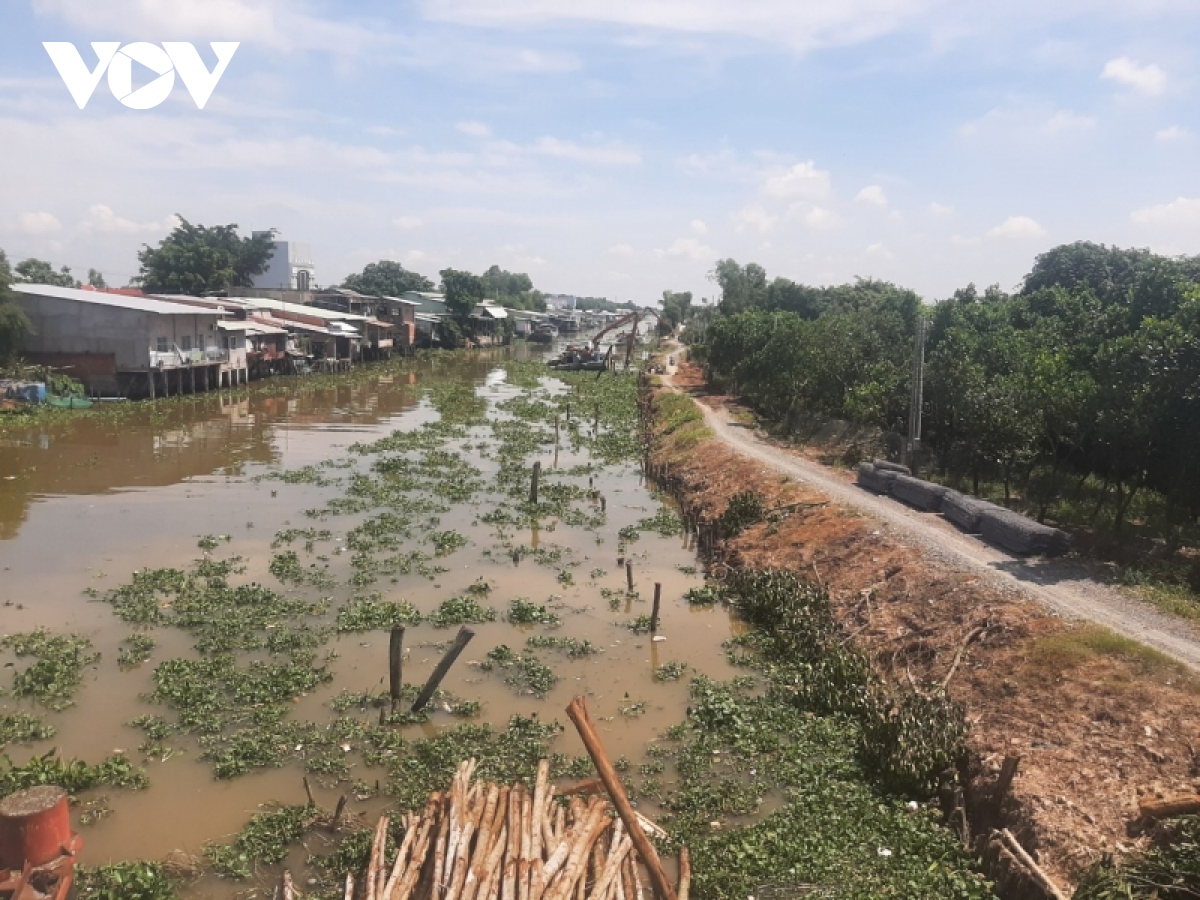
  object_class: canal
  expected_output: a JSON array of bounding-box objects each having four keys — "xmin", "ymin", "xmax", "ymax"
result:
[{"xmin": 0, "ymin": 347, "xmax": 739, "ymax": 896}]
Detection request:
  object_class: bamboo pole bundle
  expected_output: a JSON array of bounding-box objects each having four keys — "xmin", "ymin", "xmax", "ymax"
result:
[{"xmin": 353, "ymin": 759, "xmax": 684, "ymax": 900}]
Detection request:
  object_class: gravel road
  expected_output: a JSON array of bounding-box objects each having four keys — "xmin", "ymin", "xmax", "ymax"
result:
[{"xmin": 662, "ymin": 354, "xmax": 1200, "ymax": 672}]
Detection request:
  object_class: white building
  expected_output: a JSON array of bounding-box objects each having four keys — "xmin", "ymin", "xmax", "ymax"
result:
[{"xmin": 250, "ymin": 229, "xmax": 316, "ymax": 291}]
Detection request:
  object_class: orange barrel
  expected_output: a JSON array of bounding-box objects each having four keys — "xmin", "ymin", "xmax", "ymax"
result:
[{"xmin": 0, "ymin": 785, "xmax": 72, "ymax": 867}]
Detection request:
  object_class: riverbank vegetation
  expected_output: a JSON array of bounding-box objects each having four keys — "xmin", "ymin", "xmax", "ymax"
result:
[{"xmin": 692, "ymin": 243, "xmax": 1200, "ymax": 610}]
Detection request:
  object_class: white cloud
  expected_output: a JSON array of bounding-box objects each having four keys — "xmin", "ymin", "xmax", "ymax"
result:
[
  {"xmin": 531, "ymin": 137, "xmax": 641, "ymax": 166},
  {"xmin": 961, "ymin": 105, "xmax": 1097, "ymax": 140},
  {"xmin": 690, "ymin": 219, "xmax": 709, "ymax": 235},
  {"xmin": 603, "ymin": 243, "xmax": 634, "ymax": 256},
  {"xmin": 732, "ymin": 203, "xmax": 777, "ymax": 234},
  {"xmin": 405, "ymin": 249, "xmax": 428, "ymax": 263},
  {"xmin": 987, "ymin": 215, "xmax": 1046, "ymax": 239},
  {"xmin": 762, "ymin": 161, "xmax": 831, "ymax": 200},
  {"xmin": 854, "ymin": 185, "xmax": 888, "ymax": 207},
  {"xmin": 799, "ymin": 204, "xmax": 836, "ymax": 230},
  {"xmin": 1156, "ymin": 125, "xmax": 1189, "ymax": 142},
  {"xmin": 1131, "ymin": 196, "xmax": 1200, "ymax": 227},
  {"xmin": 1043, "ymin": 111, "xmax": 1096, "ymax": 133},
  {"xmin": 78, "ymin": 204, "xmax": 164, "ymax": 234},
  {"xmin": 393, "ymin": 216, "xmax": 423, "ymax": 231},
  {"xmin": 33, "ymin": 0, "xmax": 382, "ymax": 52},
  {"xmin": 19, "ymin": 211, "xmax": 62, "ymax": 235},
  {"xmin": 424, "ymin": 0, "xmax": 936, "ymax": 53},
  {"xmin": 507, "ymin": 50, "xmax": 581, "ymax": 72},
  {"xmin": 656, "ymin": 237, "xmax": 714, "ymax": 260},
  {"xmin": 457, "ymin": 121, "xmax": 493, "ymax": 138},
  {"xmin": 866, "ymin": 242, "xmax": 894, "ymax": 260},
  {"xmin": 1101, "ymin": 56, "xmax": 1167, "ymax": 96},
  {"xmin": 929, "ymin": 202, "xmax": 954, "ymax": 216}
]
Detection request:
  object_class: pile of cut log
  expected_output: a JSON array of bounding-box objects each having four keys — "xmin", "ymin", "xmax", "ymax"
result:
[
  {"xmin": 889, "ymin": 474, "xmax": 948, "ymax": 512},
  {"xmin": 349, "ymin": 758, "xmax": 683, "ymax": 900},
  {"xmin": 979, "ymin": 507, "xmax": 1070, "ymax": 557}
]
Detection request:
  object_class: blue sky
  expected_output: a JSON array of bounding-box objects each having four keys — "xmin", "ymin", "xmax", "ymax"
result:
[{"xmin": 1, "ymin": 1, "xmax": 1198, "ymax": 303}]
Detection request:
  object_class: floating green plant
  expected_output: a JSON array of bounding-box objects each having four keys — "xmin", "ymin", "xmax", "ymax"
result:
[
  {"xmin": 506, "ymin": 598, "xmax": 561, "ymax": 627},
  {"xmin": 0, "ymin": 628, "xmax": 99, "ymax": 709}
]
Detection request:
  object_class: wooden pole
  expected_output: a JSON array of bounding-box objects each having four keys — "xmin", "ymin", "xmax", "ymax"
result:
[
  {"xmin": 1138, "ymin": 793, "xmax": 1200, "ymax": 820},
  {"xmin": 625, "ymin": 561, "xmax": 634, "ymax": 592},
  {"xmin": 389, "ymin": 626, "xmax": 405, "ymax": 710},
  {"xmin": 650, "ymin": 584, "xmax": 661, "ymax": 634},
  {"xmin": 530, "ymin": 461, "xmax": 541, "ymax": 505},
  {"xmin": 565, "ymin": 697, "xmax": 676, "ymax": 900},
  {"xmin": 412, "ymin": 627, "xmax": 475, "ymax": 713},
  {"xmin": 555, "ymin": 415, "xmax": 561, "ymax": 447},
  {"xmin": 600, "ymin": 496, "xmax": 606, "ymax": 513},
  {"xmin": 994, "ymin": 755, "xmax": 1020, "ymax": 806}
]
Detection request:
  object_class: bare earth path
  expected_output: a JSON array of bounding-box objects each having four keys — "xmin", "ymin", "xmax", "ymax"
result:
[{"xmin": 661, "ymin": 352, "xmax": 1200, "ymax": 672}]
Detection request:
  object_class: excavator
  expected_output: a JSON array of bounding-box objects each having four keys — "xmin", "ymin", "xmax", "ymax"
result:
[
  {"xmin": 547, "ymin": 307, "xmax": 661, "ymax": 372},
  {"xmin": 590, "ymin": 307, "xmax": 660, "ymax": 370},
  {"xmin": 549, "ymin": 304, "xmax": 662, "ymax": 372}
]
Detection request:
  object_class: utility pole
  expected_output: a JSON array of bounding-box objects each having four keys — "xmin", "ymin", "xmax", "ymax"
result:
[{"xmin": 907, "ymin": 313, "xmax": 926, "ymax": 475}]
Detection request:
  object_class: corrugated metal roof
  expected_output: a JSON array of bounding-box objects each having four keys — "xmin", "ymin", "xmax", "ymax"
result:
[
  {"xmin": 241, "ymin": 297, "xmax": 367, "ymax": 322},
  {"xmin": 14, "ymin": 283, "xmax": 224, "ymax": 316}
]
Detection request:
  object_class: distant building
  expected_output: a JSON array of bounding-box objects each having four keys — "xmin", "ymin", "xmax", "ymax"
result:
[{"xmin": 250, "ymin": 229, "xmax": 316, "ymax": 291}]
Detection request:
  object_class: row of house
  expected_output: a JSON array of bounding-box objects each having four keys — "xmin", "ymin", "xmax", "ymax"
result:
[
  {"xmin": 10, "ymin": 284, "xmax": 415, "ymax": 398},
  {"xmin": 8, "ymin": 282, "xmax": 557, "ymax": 399}
]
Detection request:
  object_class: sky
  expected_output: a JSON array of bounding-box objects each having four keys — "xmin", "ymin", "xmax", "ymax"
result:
[{"xmin": 1, "ymin": 1, "xmax": 1198, "ymax": 304}]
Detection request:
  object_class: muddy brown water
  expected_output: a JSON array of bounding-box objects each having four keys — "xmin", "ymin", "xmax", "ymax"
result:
[{"xmin": 0, "ymin": 348, "xmax": 740, "ymax": 895}]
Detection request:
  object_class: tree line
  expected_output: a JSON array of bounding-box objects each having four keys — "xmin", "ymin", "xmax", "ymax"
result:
[{"xmin": 693, "ymin": 243, "xmax": 1200, "ymax": 541}]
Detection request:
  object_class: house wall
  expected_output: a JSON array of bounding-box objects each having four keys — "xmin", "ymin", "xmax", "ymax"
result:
[{"xmin": 16, "ymin": 293, "xmax": 221, "ymax": 370}]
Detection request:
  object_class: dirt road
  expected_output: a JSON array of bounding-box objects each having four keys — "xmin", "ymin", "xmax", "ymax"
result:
[{"xmin": 662, "ymin": 353, "xmax": 1200, "ymax": 672}]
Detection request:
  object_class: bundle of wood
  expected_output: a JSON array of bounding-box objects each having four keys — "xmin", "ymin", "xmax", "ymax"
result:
[
  {"xmin": 979, "ymin": 508, "xmax": 1070, "ymax": 557},
  {"xmin": 889, "ymin": 474, "xmax": 948, "ymax": 512},
  {"xmin": 940, "ymin": 490, "xmax": 992, "ymax": 533},
  {"xmin": 856, "ymin": 462, "xmax": 898, "ymax": 494},
  {"xmin": 350, "ymin": 759, "xmax": 680, "ymax": 900}
]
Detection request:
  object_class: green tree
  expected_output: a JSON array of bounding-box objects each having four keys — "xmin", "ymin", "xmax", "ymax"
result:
[
  {"xmin": 137, "ymin": 218, "xmax": 274, "ymax": 294},
  {"xmin": 711, "ymin": 259, "xmax": 767, "ymax": 315},
  {"xmin": 0, "ymin": 250, "xmax": 34, "ymax": 365},
  {"xmin": 342, "ymin": 260, "xmax": 435, "ymax": 297},
  {"xmin": 480, "ymin": 265, "xmax": 543, "ymax": 310},
  {"xmin": 660, "ymin": 290, "xmax": 693, "ymax": 331},
  {"xmin": 439, "ymin": 268, "xmax": 485, "ymax": 323},
  {"xmin": 15, "ymin": 258, "xmax": 79, "ymax": 288},
  {"xmin": 87, "ymin": 268, "xmax": 107, "ymax": 289}
]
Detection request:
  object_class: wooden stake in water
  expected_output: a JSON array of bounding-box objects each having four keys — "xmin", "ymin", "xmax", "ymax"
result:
[
  {"xmin": 411, "ymin": 627, "xmax": 475, "ymax": 713},
  {"xmin": 600, "ymin": 495, "xmax": 607, "ymax": 513},
  {"xmin": 626, "ymin": 561, "xmax": 634, "ymax": 592},
  {"xmin": 651, "ymin": 583, "xmax": 662, "ymax": 634},
  {"xmin": 530, "ymin": 461, "xmax": 541, "ymax": 504},
  {"xmin": 389, "ymin": 626, "xmax": 405, "ymax": 710},
  {"xmin": 555, "ymin": 415, "xmax": 561, "ymax": 447}
]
